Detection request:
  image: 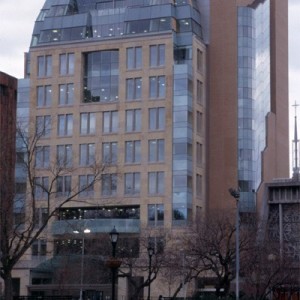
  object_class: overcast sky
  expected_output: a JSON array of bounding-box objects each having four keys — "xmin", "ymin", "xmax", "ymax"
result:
[{"xmin": 0, "ymin": 0, "xmax": 299, "ymax": 167}]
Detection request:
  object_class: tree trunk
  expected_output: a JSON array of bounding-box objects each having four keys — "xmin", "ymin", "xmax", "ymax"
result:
[{"xmin": 3, "ymin": 269, "xmax": 13, "ymax": 300}]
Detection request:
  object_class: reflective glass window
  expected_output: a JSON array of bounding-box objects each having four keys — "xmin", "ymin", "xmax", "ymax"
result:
[
  {"xmin": 102, "ymin": 142, "xmax": 118, "ymax": 164},
  {"xmin": 124, "ymin": 172, "xmax": 140, "ymax": 195},
  {"xmin": 150, "ymin": 44, "xmax": 165, "ymax": 67},
  {"xmin": 127, "ymin": 47, "xmax": 142, "ymax": 70},
  {"xmin": 58, "ymin": 114, "xmax": 73, "ymax": 136},
  {"xmin": 125, "ymin": 140, "xmax": 141, "ymax": 163},
  {"xmin": 102, "ymin": 174, "xmax": 117, "ymax": 196},
  {"xmin": 36, "ymin": 115, "xmax": 51, "ymax": 138},
  {"xmin": 79, "ymin": 143, "xmax": 95, "ymax": 166},
  {"xmin": 148, "ymin": 139, "xmax": 165, "ymax": 162},
  {"xmin": 103, "ymin": 111, "xmax": 118, "ymax": 133},
  {"xmin": 148, "ymin": 172, "xmax": 164, "ymax": 195},
  {"xmin": 149, "ymin": 107, "xmax": 165, "ymax": 130},
  {"xmin": 126, "ymin": 78, "xmax": 142, "ymax": 100},
  {"xmin": 80, "ymin": 113, "xmax": 96, "ymax": 135},
  {"xmin": 125, "ymin": 109, "xmax": 141, "ymax": 132},
  {"xmin": 57, "ymin": 145, "xmax": 72, "ymax": 167},
  {"xmin": 149, "ymin": 76, "xmax": 165, "ymax": 98},
  {"xmin": 59, "ymin": 84, "xmax": 74, "ymax": 105}
]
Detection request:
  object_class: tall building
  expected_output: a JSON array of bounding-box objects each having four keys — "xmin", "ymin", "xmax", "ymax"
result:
[
  {"xmin": 207, "ymin": 0, "xmax": 289, "ymax": 212},
  {"xmin": 11, "ymin": 0, "xmax": 288, "ymax": 298}
]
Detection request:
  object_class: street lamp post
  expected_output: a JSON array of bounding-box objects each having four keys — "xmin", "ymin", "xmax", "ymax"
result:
[
  {"xmin": 147, "ymin": 245, "xmax": 154, "ymax": 300},
  {"xmin": 74, "ymin": 228, "xmax": 91, "ymax": 300},
  {"xmin": 109, "ymin": 226, "xmax": 119, "ymax": 300},
  {"xmin": 229, "ymin": 188, "xmax": 240, "ymax": 300}
]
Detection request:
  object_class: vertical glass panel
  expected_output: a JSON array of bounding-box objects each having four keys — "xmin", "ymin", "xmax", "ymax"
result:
[
  {"xmin": 66, "ymin": 114, "xmax": 73, "ymax": 135},
  {"xmin": 38, "ymin": 56, "xmax": 44, "ymax": 77},
  {"xmin": 127, "ymin": 48, "xmax": 134, "ymax": 70},
  {"xmin": 68, "ymin": 53, "xmax": 75, "ymax": 74},
  {"xmin": 111, "ymin": 111, "xmax": 118, "ymax": 132},
  {"xmin": 45, "ymin": 85, "xmax": 52, "ymax": 106},
  {"xmin": 60, "ymin": 54, "xmax": 67, "ymax": 75},
  {"xmin": 80, "ymin": 113, "xmax": 88, "ymax": 134},
  {"xmin": 158, "ymin": 44, "xmax": 165, "ymax": 66},
  {"xmin": 46, "ymin": 55, "xmax": 52, "ymax": 76},
  {"xmin": 136, "ymin": 47, "xmax": 142, "ymax": 69},
  {"xmin": 126, "ymin": 110, "xmax": 133, "ymax": 132}
]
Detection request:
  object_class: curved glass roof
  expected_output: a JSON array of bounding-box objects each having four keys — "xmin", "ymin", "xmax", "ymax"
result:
[{"xmin": 31, "ymin": 0, "xmax": 203, "ymax": 46}]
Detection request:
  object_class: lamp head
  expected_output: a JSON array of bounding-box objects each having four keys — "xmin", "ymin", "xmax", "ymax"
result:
[
  {"xmin": 110, "ymin": 226, "xmax": 119, "ymax": 244},
  {"xmin": 147, "ymin": 245, "xmax": 155, "ymax": 257}
]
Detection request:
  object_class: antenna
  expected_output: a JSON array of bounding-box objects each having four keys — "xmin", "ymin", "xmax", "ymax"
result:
[{"xmin": 292, "ymin": 101, "xmax": 299, "ymax": 180}]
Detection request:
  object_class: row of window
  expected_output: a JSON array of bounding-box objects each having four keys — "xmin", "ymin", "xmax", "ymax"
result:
[
  {"xmin": 32, "ymin": 173, "xmax": 203, "ymax": 199},
  {"xmin": 36, "ymin": 108, "xmax": 166, "ymax": 137},
  {"xmin": 37, "ymin": 75, "xmax": 166, "ymax": 107},
  {"xmin": 34, "ymin": 171, "xmax": 165, "ymax": 197},
  {"xmin": 35, "ymin": 139, "xmax": 165, "ymax": 168},
  {"xmin": 37, "ymin": 45, "xmax": 165, "ymax": 78},
  {"xmin": 37, "ymin": 109, "xmax": 204, "ymax": 138}
]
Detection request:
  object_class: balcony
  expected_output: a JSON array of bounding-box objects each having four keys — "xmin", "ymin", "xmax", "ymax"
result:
[{"xmin": 51, "ymin": 218, "xmax": 140, "ymax": 236}]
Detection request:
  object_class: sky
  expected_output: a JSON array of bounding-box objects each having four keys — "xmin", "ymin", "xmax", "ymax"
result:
[{"xmin": 0, "ymin": 0, "xmax": 299, "ymax": 167}]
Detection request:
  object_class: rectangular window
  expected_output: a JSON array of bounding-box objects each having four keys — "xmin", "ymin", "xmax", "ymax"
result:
[
  {"xmin": 125, "ymin": 140, "xmax": 141, "ymax": 163},
  {"xmin": 32, "ymin": 239, "xmax": 47, "ymax": 257},
  {"xmin": 148, "ymin": 171, "xmax": 164, "ymax": 195},
  {"xmin": 34, "ymin": 208, "xmax": 48, "ymax": 228},
  {"xmin": 34, "ymin": 177, "xmax": 49, "ymax": 199},
  {"xmin": 83, "ymin": 50, "xmax": 119, "ymax": 102},
  {"xmin": 196, "ymin": 111, "xmax": 203, "ymax": 135},
  {"xmin": 148, "ymin": 139, "xmax": 165, "ymax": 162},
  {"xmin": 126, "ymin": 109, "xmax": 141, "ymax": 132},
  {"xmin": 56, "ymin": 175, "xmax": 72, "ymax": 196},
  {"xmin": 102, "ymin": 174, "xmax": 117, "ymax": 196},
  {"xmin": 102, "ymin": 142, "xmax": 118, "ymax": 164},
  {"xmin": 37, "ymin": 85, "xmax": 52, "ymax": 107},
  {"xmin": 197, "ymin": 80, "xmax": 203, "ymax": 104},
  {"xmin": 196, "ymin": 174, "xmax": 202, "ymax": 197},
  {"xmin": 58, "ymin": 114, "xmax": 73, "ymax": 136},
  {"xmin": 149, "ymin": 76, "xmax": 165, "ymax": 99},
  {"xmin": 150, "ymin": 44, "xmax": 165, "ymax": 67},
  {"xmin": 60, "ymin": 53, "xmax": 75, "ymax": 75},
  {"xmin": 148, "ymin": 204, "xmax": 164, "ymax": 226},
  {"xmin": 80, "ymin": 112, "xmax": 96, "ymax": 135},
  {"xmin": 196, "ymin": 142, "xmax": 203, "ymax": 166},
  {"xmin": 36, "ymin": 115, "xmax": 51, "ymax": 137},
  {"xmin": 57, "ymin": 145, "xmax": 72, "ymax": 167},
  {"xmin": 149, "ymin": 107, "xmax": 165, "ymax": 130},
  {"xmin": 124, "ymin": 172, "xmax": 140, "ymax": 195},
  {"xmin": 103, "ymin": 111, "xmax": 118, "ymax": 133},
  {"xmin": 148, "ymin": 236, "xmax": 165, "ymax": 254},
  {"xmin": 126, "ymin": 78, "xmax": 142, "ymax": 100},
  {"xmin": 59, "ymin": 83, "xmax": 74, "ymax": 105},
  {"xmin": 79, "ymin": 175, "xmax": 94, "ymax": 197},
  {"xmin": 197, "ymin": 49, "xmax": 203, "ymax": 72},
  {"xmin": 15, "ymin": 182, "xmax": 26, "ymax": 194},
  {"xmin": 35, "ymin": 146, "xmax": 50, "ymax": 168},
  {"xmin": 127, "ymin": 46, "xmax": 142, "ymax": 70},
  {"xmin": 79, "ymin": 143, "xmax": 95, "ymax": 166},
  {"xmin": 38, "ymin": 55, "xmax": 52, "ymax": 77}
]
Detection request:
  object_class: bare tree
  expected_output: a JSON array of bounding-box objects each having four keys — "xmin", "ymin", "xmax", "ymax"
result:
[
  {"xmin": 241, "ymin": 233, "xmax": 299, "ymax": 300},
  {"xmin": 0, "ymin": 123, "xmax": 105, "ymax": 300},
  {"xmin": 118, "ymin": 230, "xmax": 170, "ymax": 300},
  {"xmin": 160, "ymin": 211, "xmax": 256, "ymax": 299}
]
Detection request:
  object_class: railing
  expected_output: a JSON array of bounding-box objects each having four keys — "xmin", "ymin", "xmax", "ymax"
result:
[{"xmin": 13, "ymin": 297, "xmax": 72, "ymax": 300}]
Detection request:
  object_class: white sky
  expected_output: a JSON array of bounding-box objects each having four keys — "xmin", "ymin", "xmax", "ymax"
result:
[{"xmin": 0, "ymin": 0, "xmax": 299, "ymax": 170}]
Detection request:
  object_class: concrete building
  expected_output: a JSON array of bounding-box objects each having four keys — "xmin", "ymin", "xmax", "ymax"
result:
[{"xmin": 10, "ymin": 0, "xmax": 289, "ymax": 298}]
